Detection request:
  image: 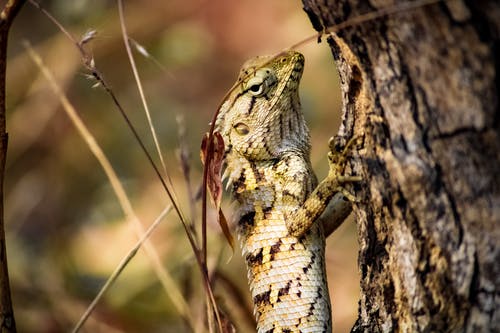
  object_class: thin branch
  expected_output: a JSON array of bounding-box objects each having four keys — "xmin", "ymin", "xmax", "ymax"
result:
[
  {"xmin": 0, "ymin": 0, "xmax": 26, "ymax": 28},
  {"xmin": 287, "ymin": 0, "xmax": 442, "ymax": 50},
  {"xmin": 0, "ymin": 1, "xmax": 27, "ymax": 332}
]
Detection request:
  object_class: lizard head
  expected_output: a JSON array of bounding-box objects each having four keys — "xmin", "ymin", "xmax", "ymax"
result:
[{"xmin": 215, "ymin": 51, "xmax": 310, "ymax": 166}]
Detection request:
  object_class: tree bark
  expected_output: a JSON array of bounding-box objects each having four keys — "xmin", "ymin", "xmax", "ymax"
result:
[{"xmin": 301, "ymin": 0, "xmax": 499, "ymax": 332}]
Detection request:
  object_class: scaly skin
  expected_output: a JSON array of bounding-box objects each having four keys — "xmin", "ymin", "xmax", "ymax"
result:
[{"xmin": 215, "ymin": 51, "xmax": 356, "ymax": 333}]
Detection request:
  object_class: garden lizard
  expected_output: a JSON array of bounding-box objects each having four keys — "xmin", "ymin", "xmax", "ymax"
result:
[{"xmin": 215, "ymin": 50, "xmax": 358, "ymax": 333}]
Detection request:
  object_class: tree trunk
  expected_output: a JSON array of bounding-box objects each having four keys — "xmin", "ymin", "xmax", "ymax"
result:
[{"xmin": 301, "ymin": 0, "xmax": 499, "ymax": 332}]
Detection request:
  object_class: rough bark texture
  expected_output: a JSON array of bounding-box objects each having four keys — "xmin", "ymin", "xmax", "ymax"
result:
[{"xmin": 301, "ymin": 0, "xmax": 499, "ymax": 332}]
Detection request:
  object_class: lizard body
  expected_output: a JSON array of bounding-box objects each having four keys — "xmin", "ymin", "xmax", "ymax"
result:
[{"xmin": 215, "ymin": 51, "xmax": 355, "ymax": 333}]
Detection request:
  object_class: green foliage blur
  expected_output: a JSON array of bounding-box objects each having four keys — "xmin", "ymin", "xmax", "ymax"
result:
[{"xmin": 5, "ymin": 0, "xmax": 358, "ymax": 332}]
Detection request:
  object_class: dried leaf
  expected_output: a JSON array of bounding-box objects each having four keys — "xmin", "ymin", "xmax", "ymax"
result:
[
  {"xmin": 219, "ymin": 308, "xmax": 236, "ymax": 333},
  {"xmin": 200, "ymin": 132, "xmax": 223, "ymax": 208},
  {"xmin": 209, "ymin": 132, "xmax": 224, "ymax": 208},
  {"xmin": 200, "ymin": 132, "xmax": 209, "ymax": 165},
  {"xmin": 201, "ymin": 132, "xmax": 235, "ymax": 250},
  {"xmin": 218, "ymin": 207, "xmax": 234, "ymax": 251}
]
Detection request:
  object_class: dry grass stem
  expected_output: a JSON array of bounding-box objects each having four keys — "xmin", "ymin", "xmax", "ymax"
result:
[
  {"xmin": 117, "ymin": 2, "xmax": 223, "ymax": 330},
  {"xmin": 24, "ymin": 42, "xmax": 194, "ymax": 332},
  {"xmin": 117, "ymin": 0, "xmax": 175, "ymax": 193}
]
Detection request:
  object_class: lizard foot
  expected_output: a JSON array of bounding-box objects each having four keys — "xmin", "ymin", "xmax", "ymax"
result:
[
  {"xmin": 326, "ymin": 135, "xmax": 362, "ymax": 204},
  {"xmin": 334, "ymin": 185, "xmax": 359, "ymax": 203},
  {"xmin": 327, "ymin": 135, "xmax": 361, "ymax": 180}
]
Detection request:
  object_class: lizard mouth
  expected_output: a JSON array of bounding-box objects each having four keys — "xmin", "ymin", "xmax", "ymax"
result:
[{"xmin": 262, "ymin": 51, "xmax": 304, "ymax": 123}]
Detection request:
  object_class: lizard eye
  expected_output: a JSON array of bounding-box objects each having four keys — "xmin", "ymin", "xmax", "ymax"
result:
[
  {"xmin": 233, "ymin": 122, "xmax": 250, "ymax": 135},
  {"xmin": 244, "ymin": 67, "xmax": 275, "ymax": 97},
  {"xmin": 249, "ymin": 83, "xmax": 263, "ymax": 94},
  {"xmin": 246, "ymin": 77, "xmax": 266, "ymax": 96}
]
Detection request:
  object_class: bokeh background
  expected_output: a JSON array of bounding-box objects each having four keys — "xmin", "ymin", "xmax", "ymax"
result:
[{"xmin": 5, "ymin": 0, "xmax": 359, "ymax": 332}]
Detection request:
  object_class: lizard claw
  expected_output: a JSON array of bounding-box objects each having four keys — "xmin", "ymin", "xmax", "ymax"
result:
[
  {"xmin": 335, "ymin": 186, "xmax": 359, "ymax": 203},
  {"xmin": 327, "ymin": 135, "xmax": 362, "ymax": 182}
]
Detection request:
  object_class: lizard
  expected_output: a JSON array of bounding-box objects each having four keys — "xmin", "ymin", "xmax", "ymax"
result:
[{"xmin": 214, "ymin": 50, "xmax": 359, "ymax": 333}]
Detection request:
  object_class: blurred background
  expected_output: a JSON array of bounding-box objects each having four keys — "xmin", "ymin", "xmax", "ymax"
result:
[{"xmin": 5, "ymin": 0, "xmax": 359, "ymax": 332}]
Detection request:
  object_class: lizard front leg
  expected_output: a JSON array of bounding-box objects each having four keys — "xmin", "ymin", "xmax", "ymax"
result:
[{"xmin": 286, "ymin": 138, "xmax": 360, "ymax": 238}]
